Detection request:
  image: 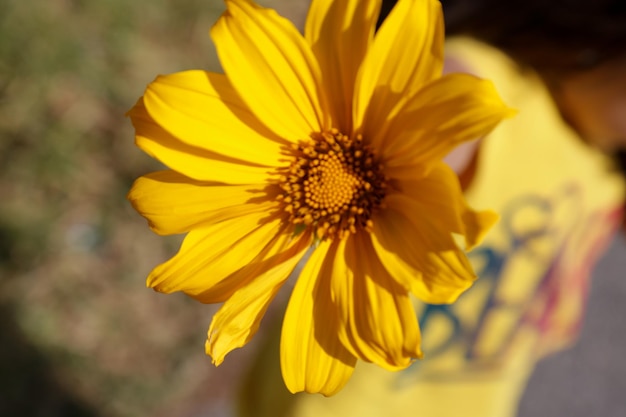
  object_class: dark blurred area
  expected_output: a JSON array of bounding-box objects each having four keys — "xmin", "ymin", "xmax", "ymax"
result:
[{"xmin": 0, "ymin": 302, "xmax": 94, "ymax": 417}]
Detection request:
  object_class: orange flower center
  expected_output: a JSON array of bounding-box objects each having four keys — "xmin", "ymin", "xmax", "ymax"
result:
[{"xmin": 278, "ymin": 129, "xmax": 387, "ymax": 239}]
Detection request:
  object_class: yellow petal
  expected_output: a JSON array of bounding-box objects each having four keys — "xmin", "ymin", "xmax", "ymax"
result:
[
  {"xmin": 143, "ymin": 70, "xmax": 287, "ymax": 165},
  {"xmin": 206, "ymin": 232, "xmax": 312, "ymax": 365},
  {"xmin": 127, "ymin": 170, "xmax": 272, "ymax": 235},
  {"xmin": 211, "ymin": 0, "xmax": 327, "ymax": 140},
  {"xmin": 371, "ymin": 170, "xmax": 486, "ymax": 304},
  {"xmin": 281, "ymin": 240, "xmax": 357, "ymax": 395},
  {"xmin": 462, "ymin": 205, "xmax": 500, "ymax": 250},
  {"xmin": 128, "ymin": 98, "xmax": 272, "ymax": 184},
  {"xmin": 330, "ymin": 234, "xmax": 422, "ymax": 371},
  {"xmin": 196, "ymin": 223, "xmax": 312, "ymax": 304},
  {"xmin": 305, "ymin": 0, "xmax": 381, "ymax": 132},
  {"xmin": 394, "ymin": 162, "xmax": 498, "ymax": 250},
  {"xmin": 370, "ymin": 207, "xmax": 471, "ymax": 304},
  {"xmin": 354, "ymin": 0, "xmax": 444, "ymax": 138},
  {"xmin": 147, "ymin": 210, "xmax": 284, "ymax": 302},
  {"xmin": 381, "ymin": 73, "xmax": 515, "ymax": 176}
]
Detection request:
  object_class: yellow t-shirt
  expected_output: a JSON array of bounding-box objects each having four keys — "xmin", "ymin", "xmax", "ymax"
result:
[{"xmin": 239, "ymin": 38, "xmax": 625, "ymax": 417}]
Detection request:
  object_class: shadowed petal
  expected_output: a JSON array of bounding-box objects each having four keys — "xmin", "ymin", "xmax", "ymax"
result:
[
  {"xmin": 370, "ymin": 164, "xmax": 497, "ymax": 304},
  {"xmin": 331, "ymin": 234, "xmax": 422, "ymax": 370},
  {"xmin": 393, "ymin": 162, "xmax": 499, "ymax": 250},
  {"xmin": 212, "ymin": 0, "xmax": 327, "ymax": 140},
  {"xmin": 370, "ymin": 205, "xmax": 473, "ymax": 304},
  {"xmin": 281, "ymin": 240, "xmax": 357, "ymax": 395},
  {"xmin": 305, "ymin": 0, "xmax": 381, "ymax": 132}
]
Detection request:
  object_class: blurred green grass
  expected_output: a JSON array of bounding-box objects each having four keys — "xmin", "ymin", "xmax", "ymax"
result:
[{"xmin": 0, "ymin": 1, "xmax": 307, "ymax": 416}]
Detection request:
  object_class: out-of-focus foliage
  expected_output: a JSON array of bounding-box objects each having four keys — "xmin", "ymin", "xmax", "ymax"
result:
[{"xmin": 0, "ymin": 1, "xmax": 307, "ymax": 416}]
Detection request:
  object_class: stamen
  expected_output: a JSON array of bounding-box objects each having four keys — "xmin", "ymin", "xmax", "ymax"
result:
[{"xmin": 277, "ymin": 130, "xmax": 387, "ymax": 240}]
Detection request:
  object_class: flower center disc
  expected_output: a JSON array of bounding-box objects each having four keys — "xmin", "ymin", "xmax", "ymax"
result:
[{"xmin": 278, "ymin": 129, "xmax": 386, "ymax": 239}]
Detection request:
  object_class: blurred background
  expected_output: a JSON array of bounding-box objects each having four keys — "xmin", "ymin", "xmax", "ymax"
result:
[{"xmin": 0, "ymin": 1, "xmax": 624, "ymax": 416}]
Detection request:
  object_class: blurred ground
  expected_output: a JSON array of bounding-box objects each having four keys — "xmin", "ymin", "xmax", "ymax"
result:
[
  {"xmin": 519, "ymin": 234, "xmax": 626, "ymax": 417},
  {"xmin": 0, "ymin": 1, "xmax": 624, "ymax": 417},
  {"xmin": 0, "ymin": 1, "xmax": 303, "ymax": 416}
]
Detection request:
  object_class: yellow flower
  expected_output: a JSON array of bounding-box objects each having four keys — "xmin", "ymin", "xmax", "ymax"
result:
[{"xmin": 128, "ymin": 0, "xmax": 512, "ymax": 395}]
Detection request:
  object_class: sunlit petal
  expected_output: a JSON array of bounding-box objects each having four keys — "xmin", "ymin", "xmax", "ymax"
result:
[
  {"xmin": 355, "ymin": 0, "xmax": 443, "ymax": 138},
  {"xmin": 128, "ymin": 170, "xmax": 271, "ymax": 235},
  {"xmin": 382, "ymin": 74, "xmax": 515, "ymax": 176},
  {"xmin": 128, "ymin": 98, "xmax": 272, "ymax": 184},
  {"xmin": 207, "ymin": 232, "xmax": 312, "ymax": 365},
  {"xmin": 281, "ymin": 240, "xmax": 357, "ymax": 395},
  {"xmin": 147, "ymin": 211, "xmax": 284, "ymax": 302},
  {"xmin": 212, "ymin": 0, "xmax": 327, "ymax": 139},
  {"xmin": 143, "ymin": 70, "xmax": 288, "ymax": 164}
]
